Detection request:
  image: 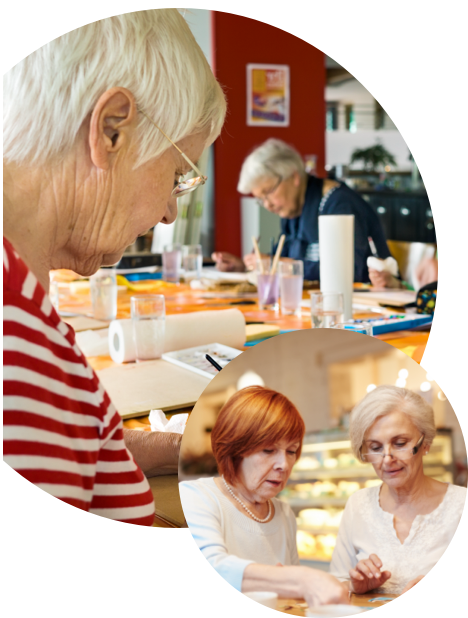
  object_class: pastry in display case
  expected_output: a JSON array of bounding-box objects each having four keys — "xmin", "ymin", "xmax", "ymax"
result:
[{"xmin": 279, "ymin": 428, "xmax": 455, "ymax": 568}]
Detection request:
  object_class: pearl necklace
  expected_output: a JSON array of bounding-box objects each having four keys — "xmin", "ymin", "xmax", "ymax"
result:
[{"xmin": 222, "ymin": 476, "xmax": 272, "ymax": 523}]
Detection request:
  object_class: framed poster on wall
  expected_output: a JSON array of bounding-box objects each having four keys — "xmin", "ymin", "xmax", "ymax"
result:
[{"xmin": 246, "ymin": 63, "xmax": 290, "ymax": 127}]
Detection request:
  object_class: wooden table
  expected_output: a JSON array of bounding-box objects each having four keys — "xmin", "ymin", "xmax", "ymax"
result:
[
  {"xmin": 277, "ymin": 592, "xmax": 397, "ymax": 615},
  {"xmin": 60, "ymin": 279, "xmax": 429, "ymax": 526}
]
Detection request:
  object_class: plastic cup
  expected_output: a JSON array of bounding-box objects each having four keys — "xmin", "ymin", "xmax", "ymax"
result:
[
  {"xmin": 310, "ymin": 292, "xmax": 344, "ymax": 328},
  {"xmin": 131, "ymin": 295, "xmax": 166, "ymax": 362},
  {"xmin": 279, "ymin": 260, "xmax": 304, "ymax": 315},
  {"xmin": 332, "ymin": 322, "xmax": 373, "ymax": 336},
  {"xmin": 182, "ymin": 244, "xmax": 203, "ymax": 282},
  {"xmin": 256, "ymin": 258, "xmax": 279, "ymax": 311},
  {"xmin": 90, "ymin": 269, "xmax": 117, "ymax": 320},
  {"xmin": 163, "ymin": 243, "xmax": 182, "ymax": 283}
]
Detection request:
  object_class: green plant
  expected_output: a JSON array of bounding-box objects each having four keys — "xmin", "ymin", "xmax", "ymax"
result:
[{"xmin": 350, "ymin": 144, "xmax": 397, "ymax": 171}]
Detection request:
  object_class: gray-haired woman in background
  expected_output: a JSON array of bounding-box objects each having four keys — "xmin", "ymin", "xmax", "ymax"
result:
[
  {"xmin": 329, "ymin": 385, "xmax": 466, "ymax": 594},
  {"xmin": 212, "ymin": 138, "xmax": 396, "ymax": 285},
  {"xmin": 3, "ymin": 10, "xmax": 226, "ymax": 523}
]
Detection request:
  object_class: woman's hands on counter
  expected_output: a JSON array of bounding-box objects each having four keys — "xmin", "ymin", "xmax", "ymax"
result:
[
  {"xmin": 349, "ymin": 554, "xmax": 391, "ymax": 594},
  {"xmin": 298, "ymin": 568, "xmax": 350, "ymax": 607},
  {"xmin": 242, "ymin": 564, "xmax": 349, "ymax": 607}
]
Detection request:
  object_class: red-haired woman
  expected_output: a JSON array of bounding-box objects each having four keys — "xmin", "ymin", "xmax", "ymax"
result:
[{"xmin": 179, "ymin": 386, "xmax": 348, "ymax": 607}]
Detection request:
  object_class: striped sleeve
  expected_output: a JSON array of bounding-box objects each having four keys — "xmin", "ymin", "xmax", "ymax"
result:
[{"xmin": 3, "ymin": 237, "xmax": 155, "ymax": 525}]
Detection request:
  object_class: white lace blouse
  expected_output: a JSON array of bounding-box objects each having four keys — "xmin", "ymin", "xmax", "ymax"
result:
[{"xmin": 329, "ymin": 483, "xmax": 466, "ymax": 594}]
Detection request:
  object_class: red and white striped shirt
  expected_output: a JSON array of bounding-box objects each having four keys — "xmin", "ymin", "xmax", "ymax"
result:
[{"xmin": 3, "ymin": 238, "xmax": 155, "ymax": 525}]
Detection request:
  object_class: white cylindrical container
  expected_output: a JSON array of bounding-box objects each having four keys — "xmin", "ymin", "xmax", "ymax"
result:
[{"xmin": 319, "ymin": 215, "xmax": 355, "ymax": 320}]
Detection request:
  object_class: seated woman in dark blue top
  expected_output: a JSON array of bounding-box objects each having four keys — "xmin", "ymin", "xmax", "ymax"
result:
[{"xmin": 212, "ymin": 139, "xmax": 399, "ymax": 285}]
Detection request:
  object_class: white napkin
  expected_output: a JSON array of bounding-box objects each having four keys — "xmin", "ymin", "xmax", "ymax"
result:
[
  {"xmin": 75, "ymin": 328, "xmax": 110, "ymax": 357},
  {"xmin": 148, "ymin": 409, "xmax": 188, "ymax": 434},
  {"xmin": 367, "ymin": 256, "xmax": 399, "ymax": 277}
]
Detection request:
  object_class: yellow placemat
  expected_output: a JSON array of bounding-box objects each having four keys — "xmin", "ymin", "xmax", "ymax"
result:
[
  {"xmin": 245, "ymin": 323, "xmax": 280, "ymax": 341},
  {"xmin": 116, "ymin": 275, "xmax": 178, "ymax": 293}
]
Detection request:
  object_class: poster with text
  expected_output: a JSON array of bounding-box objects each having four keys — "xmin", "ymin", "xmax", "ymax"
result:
[{"xmin": 247, "ymin": 63, "xmax": 290, "ymax": 126}]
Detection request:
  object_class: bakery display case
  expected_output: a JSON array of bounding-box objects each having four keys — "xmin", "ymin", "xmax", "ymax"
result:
[{"xmin": 279, "ymin": 428, "xmax": 455, "ymax": 570}]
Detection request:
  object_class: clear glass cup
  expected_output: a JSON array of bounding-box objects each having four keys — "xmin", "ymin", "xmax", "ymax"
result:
[
  {"xmin": 256, "ymin": 258, "xmax": 279, "ymax": 311},
  {"xmin": 130, "ymin": 295, "xmax": 166, "ymax": 362},
  {"xmin": 310, "ymin": 291, "xmax": 344, "ymax": 328},
  {"xmin": 89, "ymin": 269, "xmax": 117, "ymax": 320},
  {"xmin": 332, "ymin": 322, "xmax": 373, "ymax": 336},
  {"xmin": 182, "ymin": 244, "xmax": 203, "ymax": 282},
  {"xmin": 279, "ymin": 260, "xmax": 304, "ymax": 316},
  {"xmin": 163, "ymin": 243, "xmax": 182, "ymax": 283}
]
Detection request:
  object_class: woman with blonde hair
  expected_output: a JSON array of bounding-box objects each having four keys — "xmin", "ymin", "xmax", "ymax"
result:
[
  {"xmin": 330, "ymin": 385, "xmax": 466, "ymax": 594},
  {"xmin": 180, "ymin": 386, "xmax": 349, "ymax": 608},
  {"xmin": 3, "ymin": 9, "xmax": 226, "ymax": 524}
]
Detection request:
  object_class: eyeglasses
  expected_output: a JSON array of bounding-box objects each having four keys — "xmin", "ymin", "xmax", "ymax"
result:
[
  {"xmin": 138, "ymin": 108, "xmax": 207, "ymax": 197},
  {"xmin": 360, "ymin": 434, "xmax": 425, "ymax": 464},
  {"xmin": 256, "ymin": 174, "xmax": 283, "ymax": 208}
]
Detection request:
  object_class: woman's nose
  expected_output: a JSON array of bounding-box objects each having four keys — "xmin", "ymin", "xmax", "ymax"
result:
[
  {"xmin": 161, "ymin": 196, "xmax": 178, "ymax": 225},
  {"xmin": 273, "ymin": 451, "xmax": 287, "ymax": 468}
]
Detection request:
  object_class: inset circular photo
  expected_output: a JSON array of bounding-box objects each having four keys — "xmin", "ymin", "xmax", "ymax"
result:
[{"xmin": 178, "ymin": 330, "xmax": 466, "ymax": 614}]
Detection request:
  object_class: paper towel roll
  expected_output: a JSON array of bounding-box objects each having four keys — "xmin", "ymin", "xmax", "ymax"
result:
[
  {"xmin": 319, "ymin": 215, "xmax": 355, "ymax": 320},
  {"xmin": 108, "ymin": 309, "xmax": 246, "ymax": 364},
  {"xmin": 109, "ymin": 319, "xmax": 136, "ymax": 364}
]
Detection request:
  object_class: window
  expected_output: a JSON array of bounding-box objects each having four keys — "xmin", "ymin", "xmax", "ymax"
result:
[
  {"xmin": 345, "ymin": 104, "xmax": 356, "ymax": 132},
  {"xmin": 326, "ymin": 101, "xmax": 338, "ymax": 131}
]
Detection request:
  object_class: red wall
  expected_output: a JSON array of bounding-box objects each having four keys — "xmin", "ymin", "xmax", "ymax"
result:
[{"xmin": 212, "ymin": 11, "xmax": 326, "ymax": 255}]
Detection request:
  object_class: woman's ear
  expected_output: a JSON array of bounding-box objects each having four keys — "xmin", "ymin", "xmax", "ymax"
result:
[{"xmin": 89, "ymin": 87, "xmax": 138, "ymax": 170}]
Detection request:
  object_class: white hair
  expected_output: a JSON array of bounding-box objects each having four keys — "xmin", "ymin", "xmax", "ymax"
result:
[
  {"xmin": 3, "ymin": 9, "xmax": 226, "ymax": 167},
  {"xmin": 349, "ymin": 385, "xmax": 436, "ymax": 459},
  {"xmin": 237, "ymin": 138, "xmax": 306, "ymax": 194}
]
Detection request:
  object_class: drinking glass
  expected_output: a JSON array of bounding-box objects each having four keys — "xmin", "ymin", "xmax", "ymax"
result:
[
  {"xmin": 279, "ymin": 261, "xmax": 304, "ymax": 316},
  {"xmin": 182, "ymin": 244, "xmax": 203, "ymax": 282},
  {"xmin": 163, "ymin": 243, "xmax": 182, "ymax": 283},
  {"xmin": 89, "ymin": 269, "xmax": 117, "ymax": 320},
  {"xmin": 256, "ymin": 258, "xmax": 279, "ymax": 311},
  {"xmin": 131, "ymin": 295, "xmax": 166, "ymax": 362},
  {"xmin": 310, "ymin": 292, "xmax": 344, "ymax": 328},
  {"xmin": 332, "ymin": 322, "xmax": 373, "ymax": 336}
]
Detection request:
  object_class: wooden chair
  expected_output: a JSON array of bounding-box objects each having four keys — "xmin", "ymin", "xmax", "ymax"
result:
[{"xmin": 387, "ymin": 240, "xmax": 437, "ymax": 290}]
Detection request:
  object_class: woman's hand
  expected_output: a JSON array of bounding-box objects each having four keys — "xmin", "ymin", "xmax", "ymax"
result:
[
  {"xmin": 243, "ymin": 252, "xmax": 269, "ymax": 272},
  {"xmin": 401, "ymin": 575, "xmax": 424, "ymax": 594},
  {"xmin": 211, "ymin": 252, "xmax": 245, "ymax": 272},
  {"xmin": 368, "ymin": 268, "xmax": 402, "ymax": 289},
  {"xmin": 298, "ymin": 568, "xmax": 350, "ymax": 607},
  {"xmin": 349, "ymin": 554, "xmax": 391, "ymax": 594}
]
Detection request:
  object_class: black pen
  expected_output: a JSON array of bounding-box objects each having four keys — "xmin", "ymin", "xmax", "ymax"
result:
[{"xmin": 205, "ymin": 354, "xmax": 222, "ymax": 372}]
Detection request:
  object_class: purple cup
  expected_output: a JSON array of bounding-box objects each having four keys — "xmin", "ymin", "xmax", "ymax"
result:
[{"xmin": 257, "ymin": 272, "xmax": 279, "ymax": 310}]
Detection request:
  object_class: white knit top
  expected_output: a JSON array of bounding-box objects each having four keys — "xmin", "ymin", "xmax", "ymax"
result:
[
  {"xmin": 179, "ymin": 477, "xmax": 300, "ymax": 591},
  {"xmin": 329, "ymin": 483, "xmax": 466, "ymax": 593}
]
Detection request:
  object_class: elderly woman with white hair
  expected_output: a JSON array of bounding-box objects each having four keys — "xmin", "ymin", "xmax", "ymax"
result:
[
  {"xmin": 212, "ymin": 138, "xmax": 398, "ymax": 286},
  {"xmin": 3, "ymin": 10, "xmax": 226, "ymax": 524},
  {"xmin": 329, "ymin": 385, "xmax": 466, "ymax": 594}
]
